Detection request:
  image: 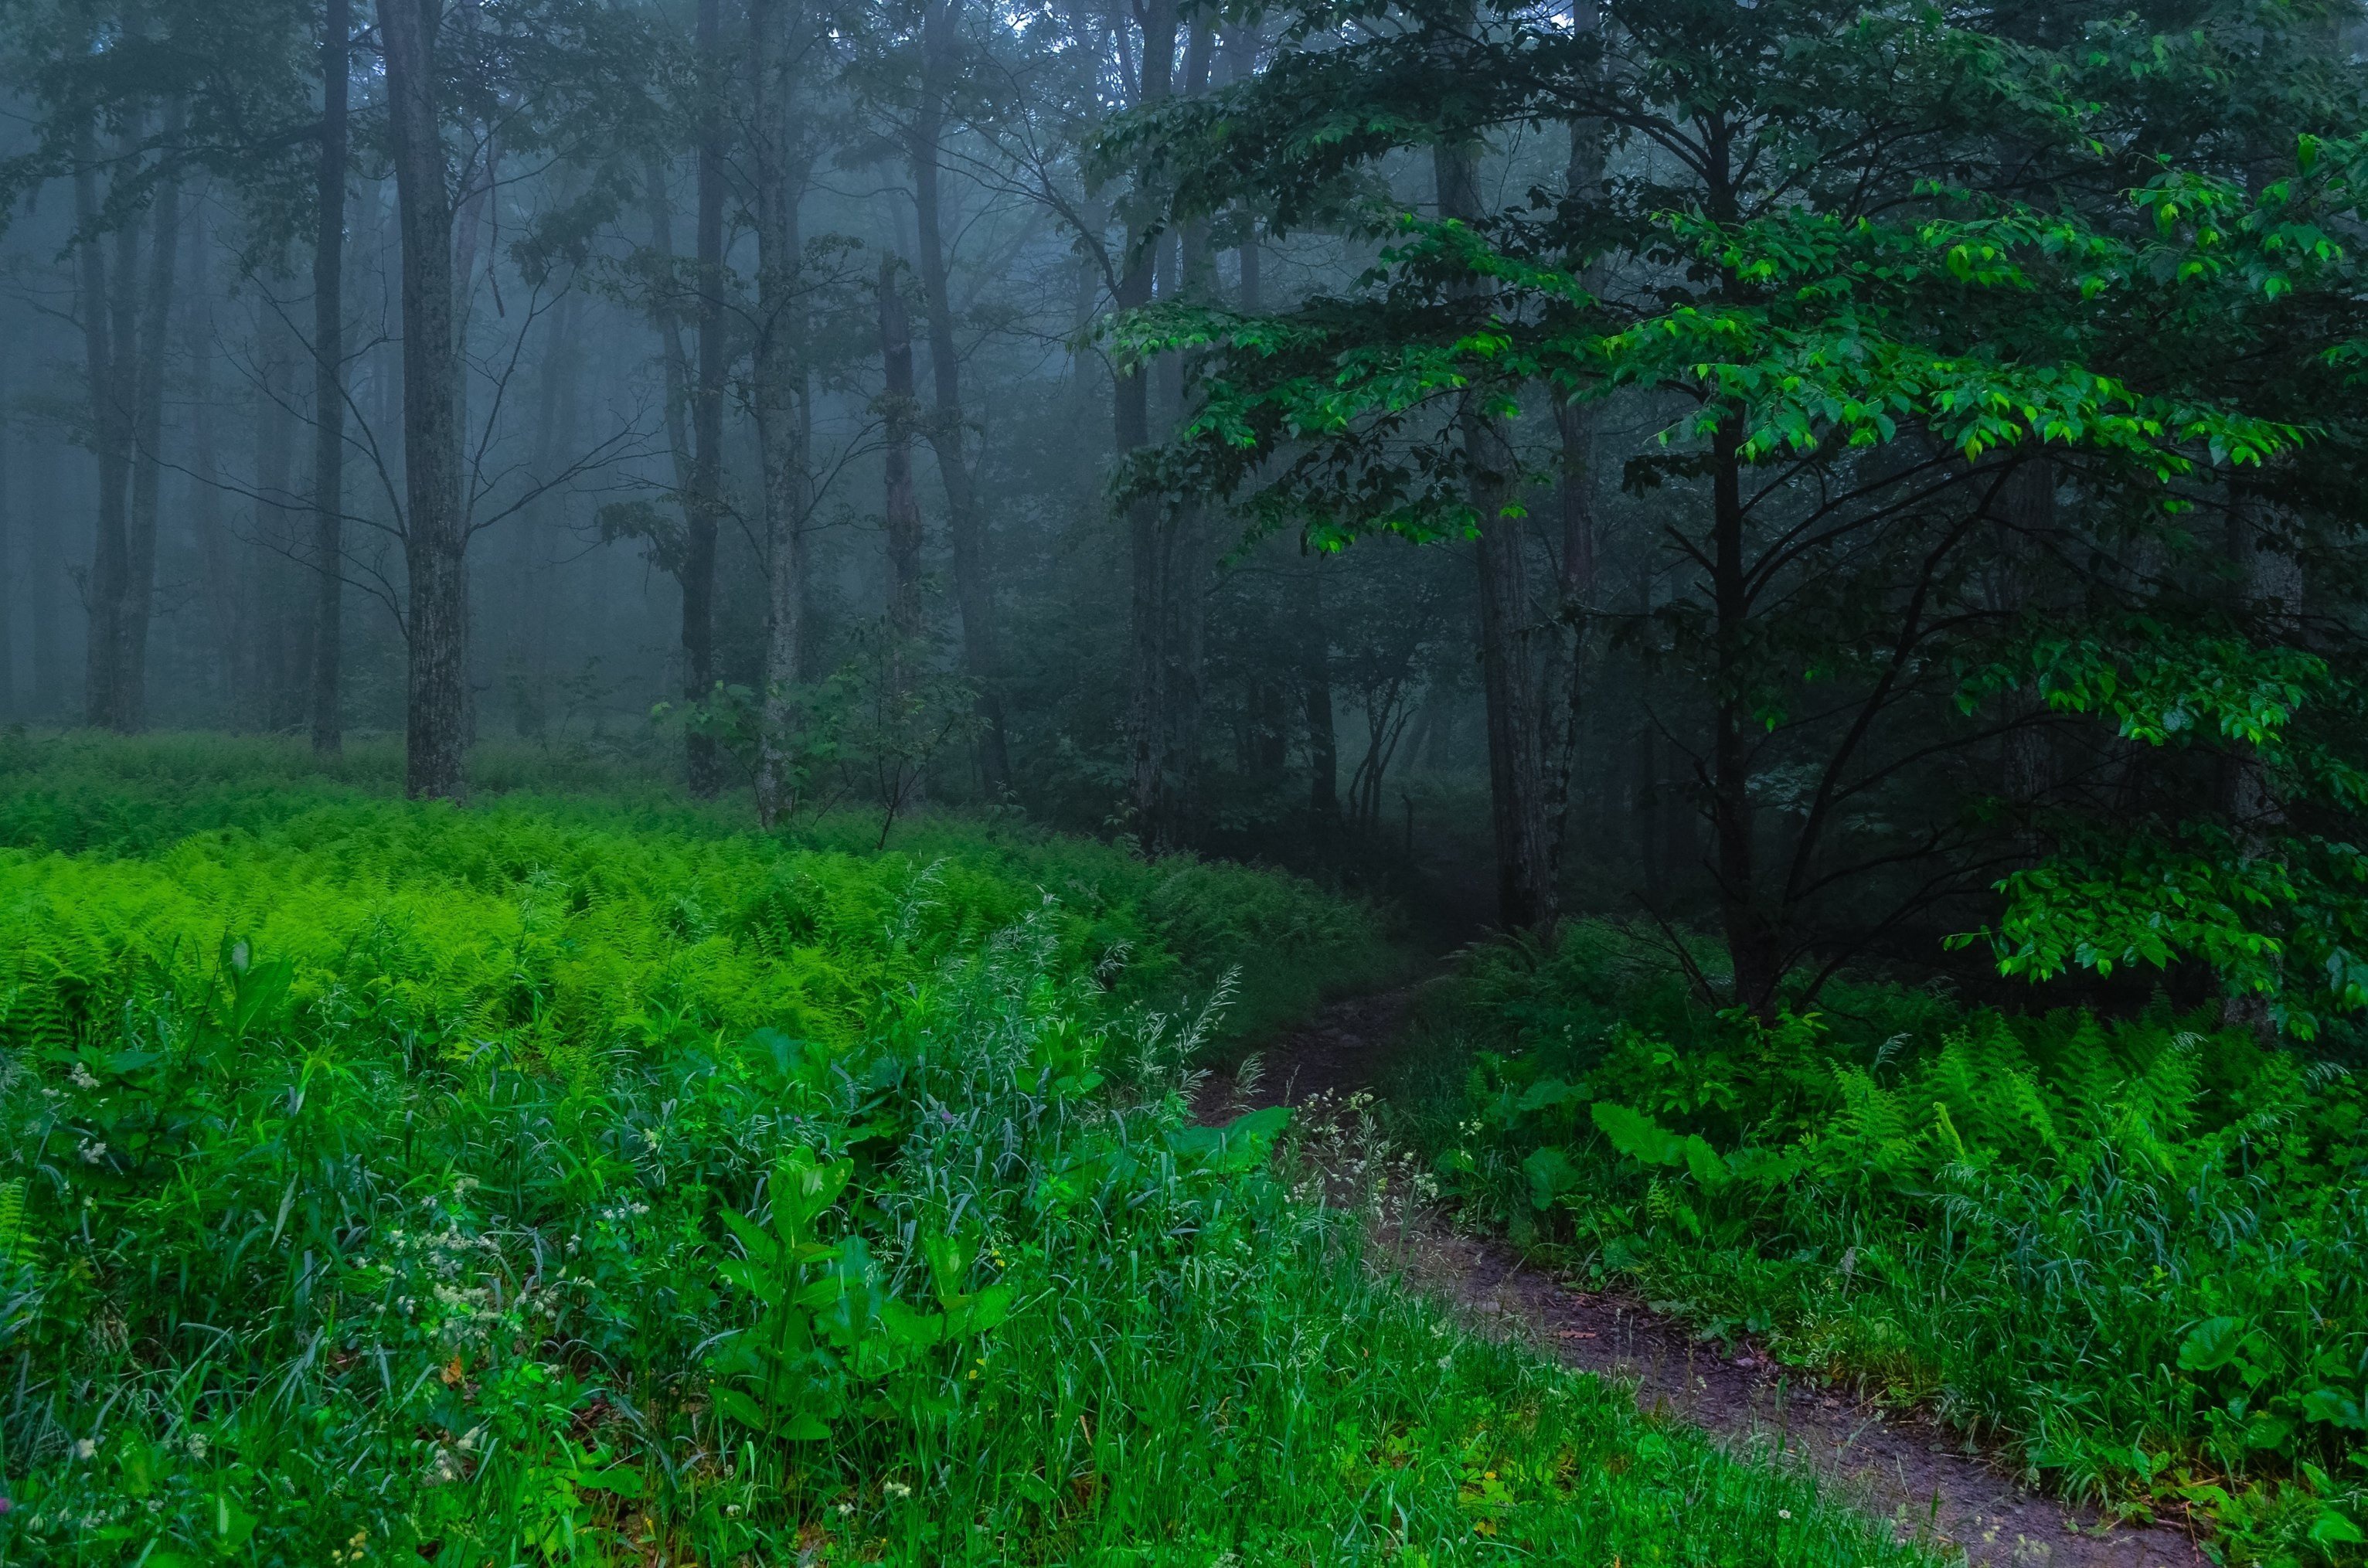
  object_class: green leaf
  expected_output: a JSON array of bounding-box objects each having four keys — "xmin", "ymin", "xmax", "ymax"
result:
[
  {"xmin": 1591, "ymin": 1101, "xmax": 1689, "ymax": 1167},
  {"xmin": 2176, "ymin": 1316, "xmax": 2250, "ymax": 1372}
]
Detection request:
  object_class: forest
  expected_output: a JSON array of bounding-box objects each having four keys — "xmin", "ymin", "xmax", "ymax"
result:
[{"xmin": 3, "ymin": 0, "xmax": 2368, "ymax": 1561}]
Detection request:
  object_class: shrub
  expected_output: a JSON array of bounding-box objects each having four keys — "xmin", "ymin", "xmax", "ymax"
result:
[{"xmin": 1403, "ymin": 921, "xmax": 2368, "ymax": 1564}]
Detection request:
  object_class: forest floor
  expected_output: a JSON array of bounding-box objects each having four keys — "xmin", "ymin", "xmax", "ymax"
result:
[{"xmin": 1196, "ymin": 986, "xmax": 2215, "ymax": 1568}]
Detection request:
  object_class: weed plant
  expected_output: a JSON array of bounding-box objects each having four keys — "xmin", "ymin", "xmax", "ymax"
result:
[
  {"xmin": 1396, "ymin": 922, "xmax": 2368, "ymax": 1565},
  {"xmin": 0, "ymin": 749, "xmax": 1925, "ymax": 1566}
]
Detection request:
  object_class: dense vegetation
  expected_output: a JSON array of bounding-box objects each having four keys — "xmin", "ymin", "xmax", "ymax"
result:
[
  {"xmin": 0, "ymin": 737, "xmax": 1934, "ymax": 1566},
  {"xmin": 1393, "ymin": 926, "xmax": 2368, "ymax": 1564}
]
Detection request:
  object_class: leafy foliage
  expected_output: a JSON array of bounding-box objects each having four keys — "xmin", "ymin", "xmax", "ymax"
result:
[
  {"xmin": 0, "ymin": 746, "xmax": 1925, "ymax": 1566},
  {"xmin": 1402, "ymin": 923, "xmax": 2368, "ymax": 1564}
]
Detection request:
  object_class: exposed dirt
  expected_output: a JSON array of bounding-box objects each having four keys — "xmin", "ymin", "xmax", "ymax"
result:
[{"xmin": 1199, "ymin": 987, "xmax": 2213, "ymax": 1568}]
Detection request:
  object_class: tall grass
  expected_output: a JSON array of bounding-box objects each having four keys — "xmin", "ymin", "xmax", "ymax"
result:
[
  {"xmin": 0, "ymin": 745, "xmax": 1927, "ymax": 1566},
  {"xmin": 1398, "ymin": 922, "xmax": 2368, "ymax": 1565}
]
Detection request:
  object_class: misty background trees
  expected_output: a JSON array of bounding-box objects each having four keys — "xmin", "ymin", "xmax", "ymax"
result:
[{"xmin": 3, "ymin": 0, "xmax": 2367, "ymax": 1030}]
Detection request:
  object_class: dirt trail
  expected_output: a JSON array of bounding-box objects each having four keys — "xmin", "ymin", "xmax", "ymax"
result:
[{"xmin": 1198, "ymin": 988, "xmax": 2210, "ymax": 1568}]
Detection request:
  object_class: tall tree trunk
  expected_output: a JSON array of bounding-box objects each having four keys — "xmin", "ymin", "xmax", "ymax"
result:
[
  {"xmin": 0, "ymin": 365, "xmax": 12, "ymax": 719},
  {"xmin": 1438, "ymin": 138, "xmax": 1555, "ymax": 930},
  {"xmin": 185, "ymin": 219, "xmax": 241, "ymax": 720},
  {"xmin": 751, "ymin": 0, "xmax": 812, "ymax": 828},
  {"xmin": 1998, "ymin": 455, "xmax": 2054, "ymax": 818},
  {"xmin": 1301, "ymin": 556, "xmax": 1338, "ymax": 821},
  {"xmin": 29, "ymin": 451, "xmax": 63, "ymax": 718},
  {"xmin": 257, "ymin": 285, "xmax": 308, "ymax": 729},
  {"xmin": 682, "ymin": 0, "xmax": 728, "ymax": 798},
  {"xmin": 910, "ymin": 0, "xmax": 1011, "ymax": 794},
  {"xmin": 120, "ymin": 107, "xmax": 188, "ymax": 733},
  {"xmin": 383, "ymin": 0, "xmax": 469, "ymax": 800},
  {"xmin": 74, "ymin": 120, "xmax": 132, "ymax": 732},
  {"xmin": 1710, "ymin": 418, "xmax": 1778, "ymax": 1009},
  {"xmin": 879, "ymin": 258, "xmax": 924, "ymax": 654},
  {"xmin": 1121, "ymin": 0, "xmax": 1189, "ymax": 850},
  {"xmin": 311, "ymin": 0, "xmax": 351, "ymax": 754}
]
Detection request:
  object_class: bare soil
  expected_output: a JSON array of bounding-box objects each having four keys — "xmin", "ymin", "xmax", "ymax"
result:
[{"xmin": 1199, "ymin": 986, "xmax": 2213, "ymax": 1568}]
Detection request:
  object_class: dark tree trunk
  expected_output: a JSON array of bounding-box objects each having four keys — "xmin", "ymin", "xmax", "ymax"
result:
[
  {"xmin": 74, "ymin": 121, "xmax": 132, "ymax": 732},
  {"xmin": 879, "ymin": 258, "xmax": 924, "ymax": 653},
  {"xmin": 1998, "ymin": 455, "xmax": 2055, "ymax": 815},
  {"xmin": 911, "ymin": 0, "xmax": 1012, "ymax": 795},
  {"xmin": 1710, "ymin": 419, "xmax": 1778, "ymax": 1010},
  {"xmin": 1301, "ymin": 558, "xmax": 1337, "ymax": 821},
  {"xmin": 682, "ymin": 0, "xmax": 728, "ymax": 798},
  {"xmin": 256, "ymin": 295, "xmax": 305, "ymax": 726},
  {"xmin": 1438, "ymin": 138, "xmax": 1555, "ymax": 930},
  {"xmin": 310, "ymin": 0, "xmax": 351, "ymax": 754},
  {"xmin": 1122, "ymin": 0, "xmax": 1204, "ymax": 852},
  {"xmin": 383, "ymin": 0, "xmax": 469, "ymax": 800},
  {"xmin": 752, "ymin": 0, "xmax": 812, "ymax": 827},
  {"xmin": 121, "ymin": 109, "xmax": 187, "ymax": 733},
  {"xmin": 185, "ymin": 225, "xmax": 242, "ymax": 720},
  {"xmin": 0, "ymin": 366, "xmax": 12, "ymax": 718},
  {"xmin": 29, "ymin": 451, "xmax": 63, "ymax": 718}
]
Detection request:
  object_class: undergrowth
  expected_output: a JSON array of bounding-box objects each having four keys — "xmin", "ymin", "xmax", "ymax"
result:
[
  {"xmin": 0, "ymin": 740, "xmax": 1928, "ymax": 1566},
  {"xmin": 1393, "ymin": 921, "xmax": 2368, "ymax": 1567}
]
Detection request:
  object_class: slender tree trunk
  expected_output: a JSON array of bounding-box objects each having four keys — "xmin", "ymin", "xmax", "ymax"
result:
[
  {"xmin": 311, "ymin": 0, "xmax": 351, "ymax": 753},
  {"xmin": 910, "ymin": 0, "xmax": 1011, "ymax": 795},
  {"xmin": 1121, "ymin": 0, "xmax": 1189, "ymax": 850},
  {"xmin": 74, "ymin": 121, "xmax": 132, "ymax": 731},
  {"xmin": 0, "ymin": 365, "xmax": 12, "ymax": 719},
  {"xmin": 29, "ymin": 451, "xmax": 63, "ymax": 718},
  {"xmin": 383, "ymin": 0, "xmax": 469, "ymax": 800},
  {"xmin": 185, "ymin": 224, "xmax": 240, "ymax": 721},
  {"xmin": 1438, "ymin": 138, "xmax": 1555, "ymax": 929},
  {"xmin": 1301, "ymin": 556, "xmax": 1338, "ymax": 821},
  {"xmin": 682, "ymin": 0, "xmax": 728, "ymax": 798},
  {"xmin": 879, "ymin": 259, "xmax": 924, "ymax": 654},
  {"xmin": 1709, "ymin": 419, "xmax": 1778, "ymax": 1008},
  {"xmin": 257, "ymin": 287, "xmax": 307, "ymax": 728},
  {"xmin": 751, "ymin": 0, "xmax": 812, "ymax": 827},
  {"xmin": 121, "ymin": 108, "xmax": 188, "ymax": 733},
  {"xmin": 1998, "ymin": 455, "xmax": 2054, "ymax": 817}
]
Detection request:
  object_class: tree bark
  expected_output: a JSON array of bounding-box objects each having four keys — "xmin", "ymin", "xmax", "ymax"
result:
[
  {"xmin": 74, "ymin": 120, "xmax": 132, "ymax": 732},
  {"xmin": 310, "ymin": 0, "xmax": 351, "ymax": 754},
  {"xmin": 1438, "ymin": 138, "xmax": 1556, "ymax": 930},
  {"xmin": 879, "ymin": 257, "xmax": 924, "ymax": 654},
  {"xmin": 751, "ymin": 0, "xmax": 813, "ymax": 828},
  {"xmin": 910, "ymin": 0, "xmax": 1012, "ymax": 795},
  {"xmin": 120, "ymin": 105, "xmax": 188, "ymax": 733},
  {"xmin": 185, "ymin": 219, "xmax": 243, "ymax": 720},
  {"xmin": 0, "ymin": 364, "xmax": 12, "ymax": 719},
  {"xmin": 682, "ymin": 0, "xmax": 728, "ymax": 798},
  {"xmin": 1710, "ymin": 417, "xmax": 1778, "ymax": 1010},
  {"xmin": 28, "ymin": 451, "xmax": 62, "ymax": 718},
  {"xmin": 1301, "ymin": 556, "xmax": 1338, "ymax": 821},
  {"xmin": 1121, "ymin": 0, "xmax": 1199, "ymax": 852},
  {"xmin": 383, "ymin": 0, "xmax": 470, "ymax": 800}
]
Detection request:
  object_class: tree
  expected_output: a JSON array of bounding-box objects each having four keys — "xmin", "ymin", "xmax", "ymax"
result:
[
  {"xmin": 1113, "ymin": 0, "xmax": 2368, "ymax": 1025},
  {"xmin": 308, "ymin": 0, "xmax": 352, "ymax": 755}
]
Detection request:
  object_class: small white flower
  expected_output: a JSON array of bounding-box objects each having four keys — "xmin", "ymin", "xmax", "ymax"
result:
[
  {"xmin": 883, "ymin": 1480, "xmax": 912, "ymax": 1500},
  {"xmin": 835, "ymin": 1502, "xmax": 854, "ymax": 1517},
  {"xmin": 1778, "ymin": 1509, "xmax": 1793, "ymax": 1520},
  {"xmin": 72, "ymin": 1439, "xmax": 96, "ymax": 1461},
  {"xmin": 76, "ymin": 1139, "xmax": 107, "ymax": 1165},
  {"xmin": 68, "ymin": 1064, "xmax": 99, "ymax": 1090}
]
